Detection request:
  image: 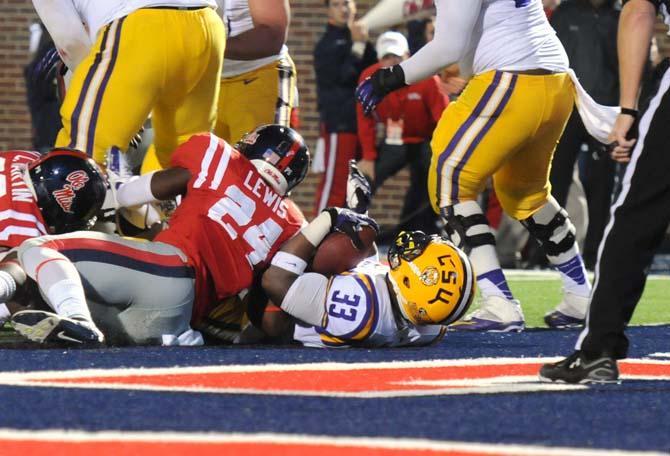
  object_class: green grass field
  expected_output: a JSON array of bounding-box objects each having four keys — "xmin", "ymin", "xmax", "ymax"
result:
[{"xmin": 497, "ymin": 271, "xmax": 670, "ymax": 327}]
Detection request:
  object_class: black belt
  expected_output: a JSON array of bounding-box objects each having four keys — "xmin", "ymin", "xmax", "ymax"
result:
[{"xmin": 144, "ymin": 5, "xmax": 207, "ymax": 10}]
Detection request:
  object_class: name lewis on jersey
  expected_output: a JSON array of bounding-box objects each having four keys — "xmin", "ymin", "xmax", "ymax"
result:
[
  {"xmin": 243, "ymin": 170, "xmax": 287, "ymax": 219},
  {"xmin": 52, "ymin": 170, "xmax": 89, "ymax": 213}
]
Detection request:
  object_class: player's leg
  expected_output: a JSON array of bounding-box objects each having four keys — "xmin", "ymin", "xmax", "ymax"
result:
[
  {"xmin": 216, "ymin": 55, "xmax": 297, "ymax": 144},
  {"xmin": 18, "ymin": 231, "xmax": 196, "ymax": 346},
  {"xmin": 429, "ymin": 71, "xmax": 536, "ymax": 331},
  {"xmin": 213, "ymin": 78, "xmax": 233, "ymax": 144},
  {"xmin": 67, "ymin": 234, "xmax": 197, "ymax": 345},
  {"xmin": 151, "ymin": 7, "xmax": 225, "ymax": 170},
  {"xmin": 494, "ymin": 74, "xmax": 591, "ymax": 327},
  {"xmin": 576, "ymin": 78, "xmax": 670, "ymax": 360},
  {"xmin": 403, "ymin": 142, "xmax": 437, "ymax": 233},
  {"xmin": 495, "ymin": 73, "xmax": 591, "ymax": 328},
  {"xmin": 314, "ymin": 130, "xmax": 358, "ymax": 214},
  {"xmin": 14, "ymin": 234, "xmax": 104, "ymax": 344},
  {"xmin": 55, "ymin": 13, "xmax": 164, "ymax": 165}
]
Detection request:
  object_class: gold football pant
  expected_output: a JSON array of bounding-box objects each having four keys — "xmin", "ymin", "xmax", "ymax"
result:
[
  {"xmin": 56, "ymin": 7, "xmax": 225, "ymax": 169},
  {"xmin": 214, "ymin": 55, "xmax": 296, "ymax": 144},
  {"xmin": 428, "ymin": 70, "xmax": 574, "ymax": 220}
]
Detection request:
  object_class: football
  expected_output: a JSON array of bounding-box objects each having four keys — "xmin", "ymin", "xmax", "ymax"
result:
[{"xmin": 311, "ymin": 226, "xmax": 377, "ymax": 276}]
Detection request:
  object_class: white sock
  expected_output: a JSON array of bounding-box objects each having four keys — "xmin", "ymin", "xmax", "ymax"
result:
[
  {"xmin": 528, "ymin": 198, "xmax": 591, "ymax": 297},
  {"xmin": 0, "ymin": 303, "xmax": 10, "ymax": 325},
  {"xmin": 21, "ymin": 245, "xmax": 92, "ymax": 322}
]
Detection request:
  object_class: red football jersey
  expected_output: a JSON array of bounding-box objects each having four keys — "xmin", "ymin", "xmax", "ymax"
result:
[
  {"xmin": 0, "ymin": 150, "xmax": 47, "ymax": 250},
  {"xmin": 155, "ymin": 133, "xmax": 305, "ymax": 323}
]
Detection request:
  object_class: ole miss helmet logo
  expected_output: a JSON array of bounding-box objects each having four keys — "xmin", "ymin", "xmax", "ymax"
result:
[{"xmin": 52, "ymin": 170, "xmax": 89, "ymax": 214}]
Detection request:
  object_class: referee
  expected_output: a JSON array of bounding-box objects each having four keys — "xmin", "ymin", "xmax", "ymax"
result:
[{"xmin": 540, "ymin": 0, "xmax": 670, "ymax": 383}]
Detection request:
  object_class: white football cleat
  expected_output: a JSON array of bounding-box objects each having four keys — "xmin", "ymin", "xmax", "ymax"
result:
[
  {"xmin": 449, "ymin": 295, "xmax": 525, "ymax": 332},
  {"xmin": 545, "ymin": 290, "xmax": 589, "ymax": 329}
]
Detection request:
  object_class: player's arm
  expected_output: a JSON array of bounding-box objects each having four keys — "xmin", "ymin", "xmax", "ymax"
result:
[
  {"xmin": 262, "ymin": 209, "xmax": 378, "ymax": 325},
  {"xmin": 399, "ymin": 0, "xmax": 482, "ymax": 84},
  {"xmin": 0, "ymin": 251, "xmax": 31, "ymax": 317},
  {"xmin": 356, "ymin": 0, "xmax": 481, "ymax": 115},
  {"xmin": 224, "ymin": 0, "xmax": 290, "ymax": 60},
  {"xmin": 608, "ymin": 0, "xmax": 656, "ymax": 162},
  {"xmin": 114, "ymin": 168, "xmax": 191, "ymax": 208},
  {"xmin": 32, "ymin": 0, "xmax": 91, "ymax": 69},
  {"xmin": 355, "ymin": 78, "xmax": 378, "ymax": 178},
  {"xmin": 262, "ymin": 212, "xmax": 331, "ymax": 326},
  {"xmin": 618, "ymin": 0, "xmax": 655, "ymax": 111}
]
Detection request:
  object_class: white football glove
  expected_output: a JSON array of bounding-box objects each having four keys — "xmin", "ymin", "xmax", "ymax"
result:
[{"xmin": 346, "ymin": 160, "xmax": 373, "ymax": 214}]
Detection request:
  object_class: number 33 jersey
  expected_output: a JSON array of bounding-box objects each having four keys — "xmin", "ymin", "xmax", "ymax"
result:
[
  {"xmin": 293, "ymin": 260, "xmax": 446, "ymax": 348},
  {"xmin": 155, "ymin": 133, "xmax": 305, "ymax": 323}
]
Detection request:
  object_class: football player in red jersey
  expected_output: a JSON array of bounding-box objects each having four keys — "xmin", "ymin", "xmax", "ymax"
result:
[
  {"xmin": 0, "ymin": 149, "xmax": 106, "ymax": 253},
  {"xmin": 0, "ymin": 149, "xmax": 107, "ymax": 328},
  {"xmin": 7, "ymin": 125, "xmax": 311, "ymax": 346}
]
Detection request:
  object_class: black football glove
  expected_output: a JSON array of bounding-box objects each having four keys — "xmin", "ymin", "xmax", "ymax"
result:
[
  {"xmin": 32, "ymin": 47, "xmax": 67, "ymax": 84},
  {"xmin": 355, "ymin": 64, "xmax": 406, "ymax": 116}
]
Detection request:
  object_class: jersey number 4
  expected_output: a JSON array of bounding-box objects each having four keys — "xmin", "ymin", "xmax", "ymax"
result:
[{"xmin": 208, "ymin": 184, "xmax": 282, "ymax": 266}]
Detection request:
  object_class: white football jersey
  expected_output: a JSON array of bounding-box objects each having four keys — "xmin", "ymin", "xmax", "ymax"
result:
[
  {"xmin": 469, "ymin": 0, "xmax": 568, "ymax": 75},
  {"xmin": 293, "ymin": 260, "xmax": 446, "ymax": 348},
  {"xmin": 219, "ymin": 0, "xmax": 289, "ymax": 77},
  {"xmin": 36, "ymin": 0, "xmax": 217, "ymax": 45}
]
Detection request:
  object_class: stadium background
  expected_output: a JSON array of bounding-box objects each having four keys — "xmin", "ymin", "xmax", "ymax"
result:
[{"xmin": 1, "ymin": 0, "xmax": 669, "ymax": 227}]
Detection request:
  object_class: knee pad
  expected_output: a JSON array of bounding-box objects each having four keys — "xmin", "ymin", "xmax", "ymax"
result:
[
  {"xmin": 440, "ymin": 201, "xmax": 496, "ymax": 254},
  {"xmin": 521, "ymin": 198, "xmax": 576, "ymax": 257},
  {"xmin": 17, "ymin": 235, "xmax": 56, "ymax": 276}
]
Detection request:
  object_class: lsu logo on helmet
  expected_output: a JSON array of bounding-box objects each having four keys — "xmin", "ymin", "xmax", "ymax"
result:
[{"xmin": 388, "ymin": 231, "xmax": 475, "ymax": 326}]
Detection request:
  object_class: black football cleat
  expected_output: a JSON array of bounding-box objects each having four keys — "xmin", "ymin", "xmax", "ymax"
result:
[
  {"xmin": 539, "ymin": 351, "xmax": 620, "ymax": 384},
  {"xmin": 11, "ymin": 310, "xmax": 104, "ymax": 346}
]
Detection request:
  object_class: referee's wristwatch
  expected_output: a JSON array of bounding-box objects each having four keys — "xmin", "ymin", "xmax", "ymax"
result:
[{"xmin": 620, "ymin": 107, "xmax": 639, "ymax": 119}]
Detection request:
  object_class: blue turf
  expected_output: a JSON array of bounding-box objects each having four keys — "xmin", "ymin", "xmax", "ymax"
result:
[
  {"xmin": 0, "ymin": 326, "xmax": 664, "ymax": 371},
  {"xmin": 0, "ymin": 326, "xmax": 668, "ymax": 452}
]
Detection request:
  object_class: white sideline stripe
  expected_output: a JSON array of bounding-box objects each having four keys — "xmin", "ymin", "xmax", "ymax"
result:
[
  {"xmin": 0, "ymin": 429, "xmax": 664, "ymax": 456},
  {"xmin": 0, "ymin": 357, "xmax": 667, "ymax": 380},
  {"xmin": 502, "ymin": 270, "xmax": 670, "ymax": 281},
  {"xmin": 0, "ymin": 379, "xmax": 590, "ymax": 398}
]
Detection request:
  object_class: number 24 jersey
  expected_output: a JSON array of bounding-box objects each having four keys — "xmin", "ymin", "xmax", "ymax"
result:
[{"xmin": 155, "ymin": 133, "xmax": 304, "ymax": 323}]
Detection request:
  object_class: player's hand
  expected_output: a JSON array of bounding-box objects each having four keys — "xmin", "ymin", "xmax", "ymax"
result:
[
  {"xmin": 607, "ymin": 113, "xmax": 637, "ymax": 163},
  {"xmin": 441, "ymin": 76, "xmax": 468, "ymax": 97},
  {"xmin": 355, "ymin": 65, "xmax": 407, "ymax": 116},
  {"xmin": 325, "ymin": 207, "xmax": 379, "ymax": 249},
  {"xmin": 32, "ymin": 47, "xmax": 67, "ymax": 83},
  {"xmin": 128, "ymin": 127, "xmax": 145, "ymax": 150},
  {"xmin": 440, "ymin": 64, "xmax": 467, "ymax": 96},
  {"xmin": 350, "ymin": 20, "xmax": 369, "ymax": 42},
  {"xmin": 115, "ymin": 203, "xmax": 164, "ymax": 237},
  {"xmin": 355, "ymin": 77, "xmax": 382, "ymax": 116},
  {"xmin": 347, "ymin": 160, "xmax": 373, "ymax": 214}
]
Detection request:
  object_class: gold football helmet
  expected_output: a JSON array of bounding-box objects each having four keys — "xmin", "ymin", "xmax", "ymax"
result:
[{"xmin": 388, "ymin": 231, "xmax": 475, "ymax": 326}]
